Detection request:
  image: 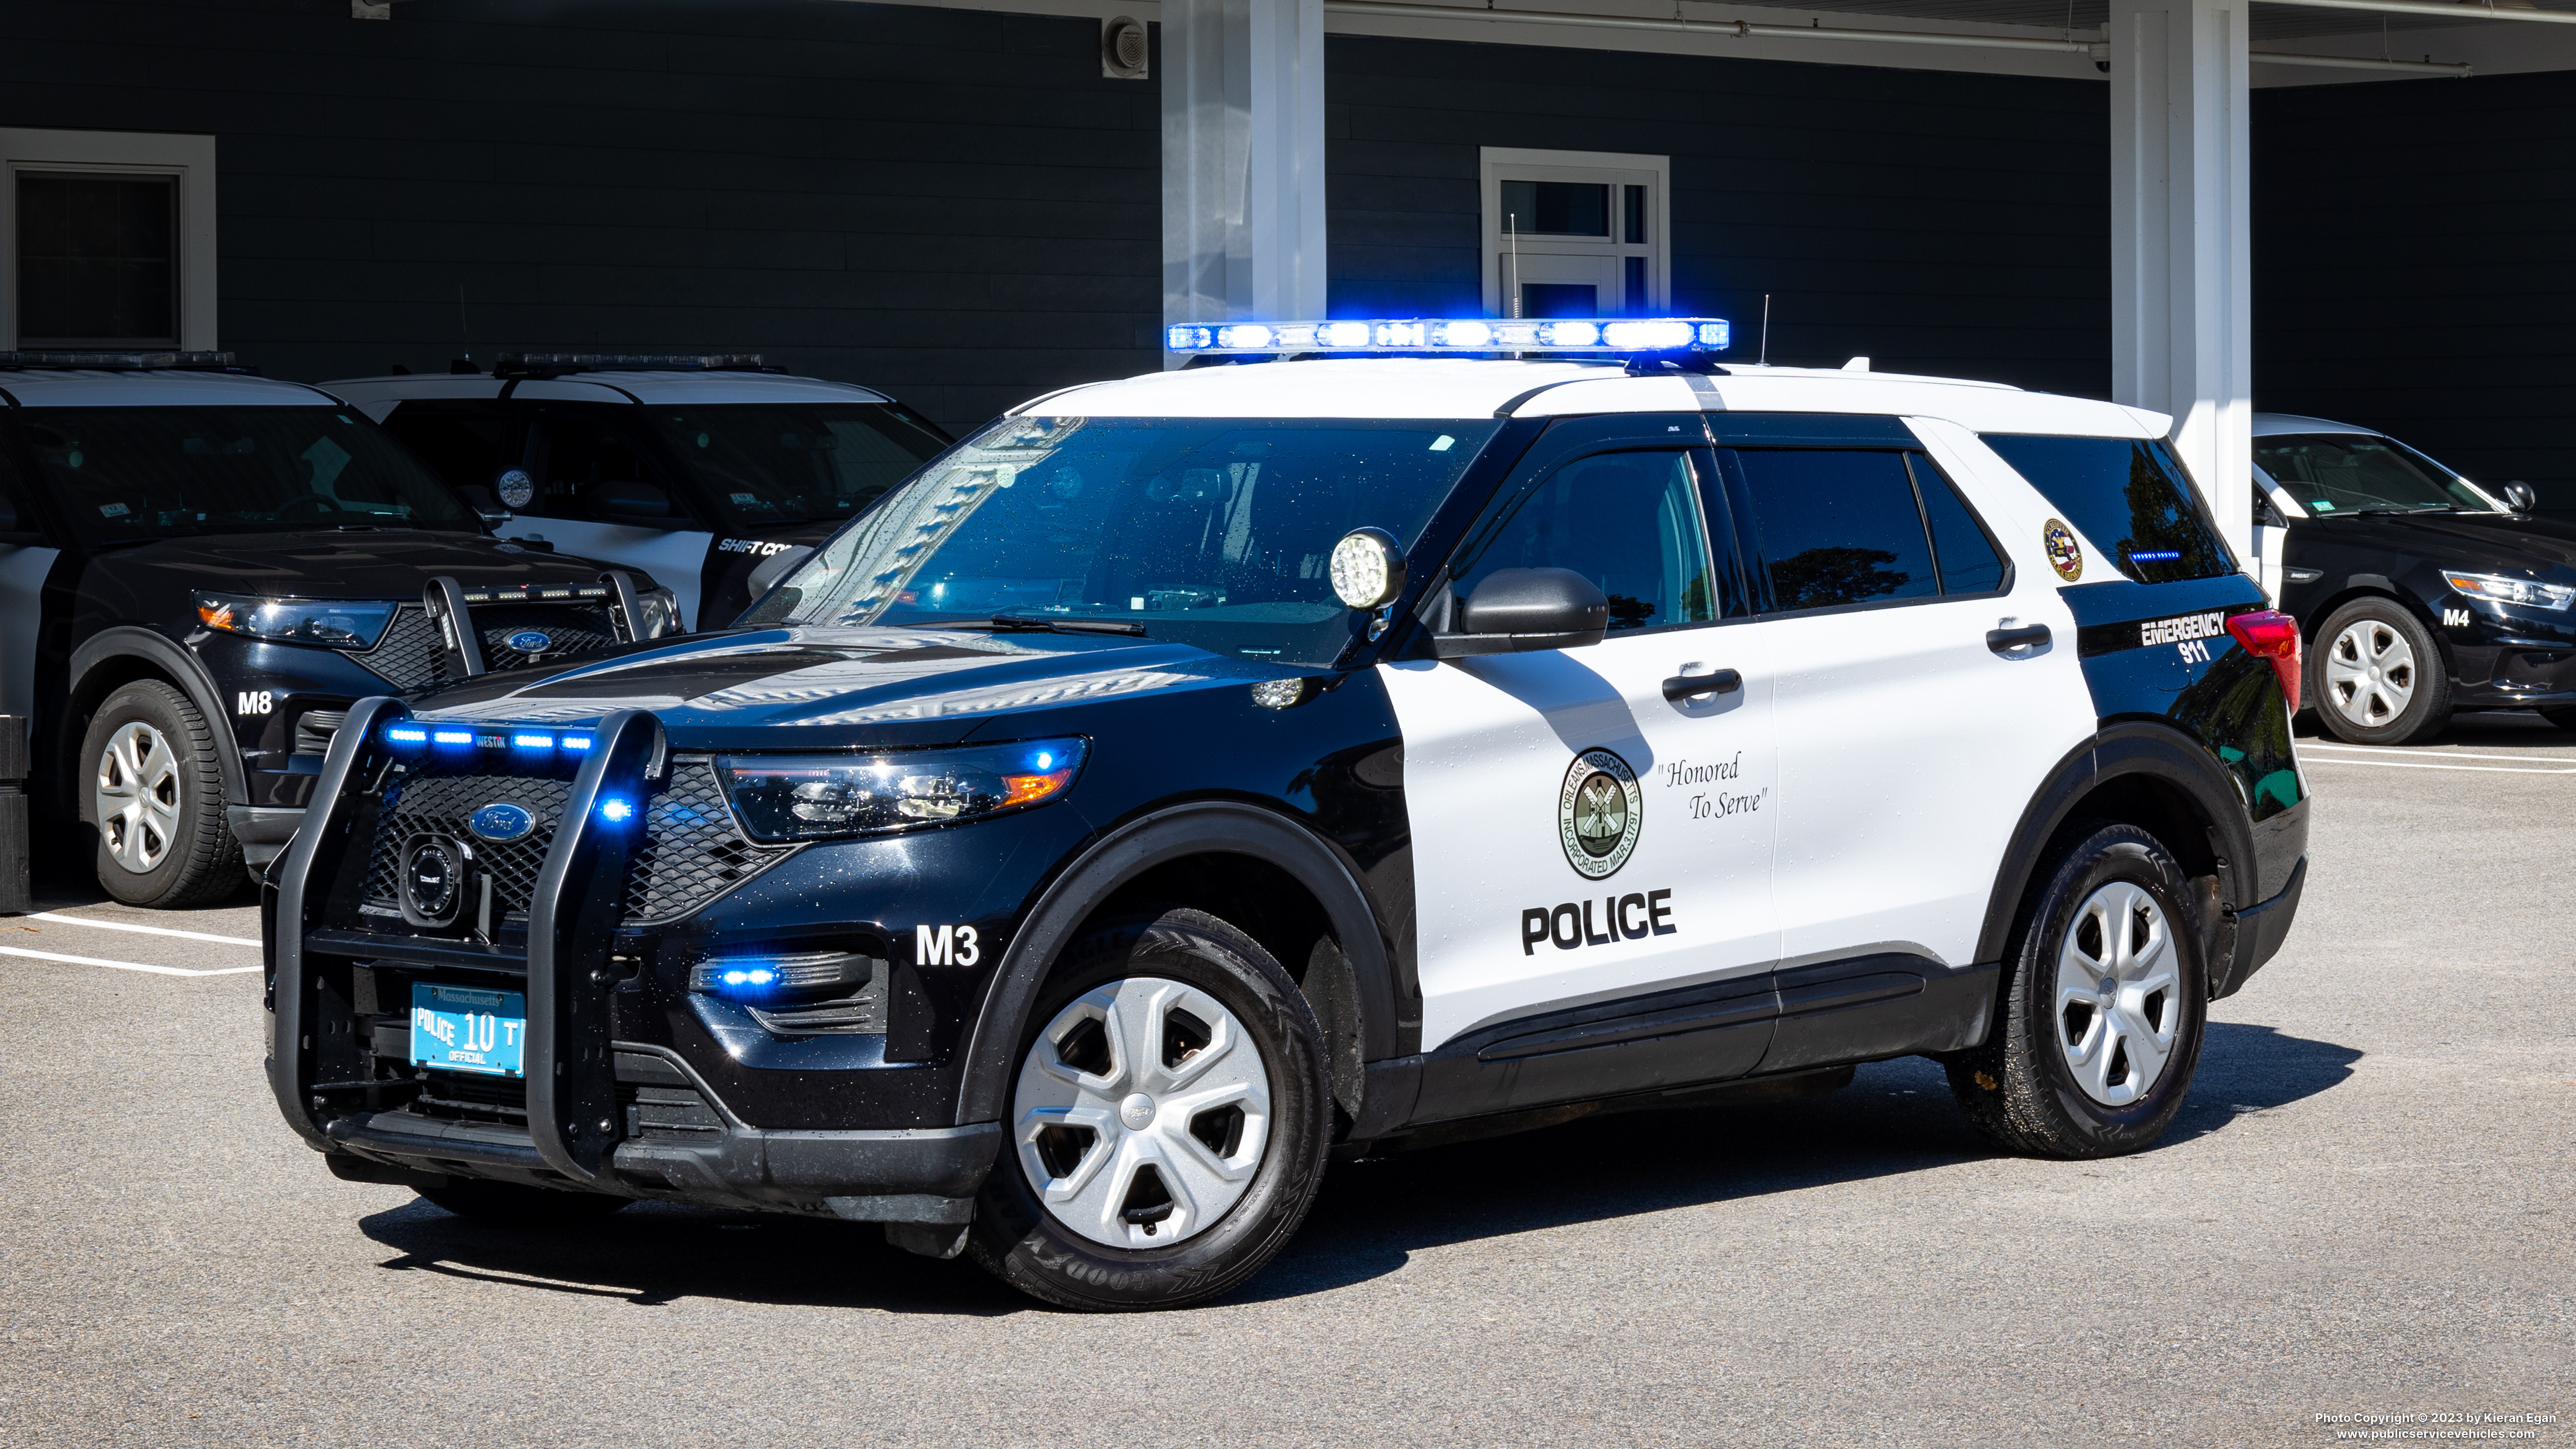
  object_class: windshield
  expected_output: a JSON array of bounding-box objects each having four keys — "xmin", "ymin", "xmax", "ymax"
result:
[
  {"xmin": 753, "ymin": 415, "xmax": 1502, "ymax": 665},
  {"xmin": 2253, "ymin": 433, "xmax": 2496, "ymax": 516},
  {"xmin": 641, "ymin": 403, "xmax": 948, "ymax": 528},
  {"xmin": 16, "ymin": 406, "xmax": 475, "ymax": 542}
]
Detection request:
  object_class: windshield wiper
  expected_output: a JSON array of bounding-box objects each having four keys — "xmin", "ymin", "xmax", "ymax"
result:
[
  {"xmin": 2350, "ymin": 505, "xmax": 2455, "ymax": 516},
  {"xmin": 86, "ymin": 536, "xmax": 171, "ymax": 551},
  {"xmin": 983, "ymin": 613, "xmax": 1149, "ymax": 637}
]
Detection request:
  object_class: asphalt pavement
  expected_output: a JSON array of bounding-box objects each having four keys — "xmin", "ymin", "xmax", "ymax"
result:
[{"xmin": 1, "ymin": 716, "xmax": 2569, "ymax": 1447}]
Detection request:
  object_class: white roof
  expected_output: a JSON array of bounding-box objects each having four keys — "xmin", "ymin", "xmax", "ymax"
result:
[
  {"xmin": 0, "ymin": 368, "xmax": 342, "ymax": 407},
  {"xmin": 1015, "ymin": 358, "xmax": 2167, "ymax": 438},
  {"xmin": 323, "ymin": 369, "xmax": 891, "ymax": 408},
  {"xmin": 2252, "ymin": 411, "xmax": 2376, "ymax": 437}
]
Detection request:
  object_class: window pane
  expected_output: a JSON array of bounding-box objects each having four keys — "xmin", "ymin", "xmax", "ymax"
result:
[
  {"xmin": 642, "ymin": 403, "xmax": 948, "ymax": 528},
  {"xmin": 1733, "ymin": 449, "xmax": 1938, "ymax": 611},
  {"xmin": 532, "ymin": 417, "xmax": 657, "ymax": 522},
  {"xmin": 382, "ymin": 404, "xmax": 511, "ymax": 498},
  {"xmin": 1623, "ymin": 257, "xmax": 1647, "ymax": 317},
  {"xmin": 1459, "ymin": 450, "xmax": 1717, "ymax": 630},
  {"xmin": 2252, "ymin": 433, "xmax": 2493, "ymax": 515},
  {"xmin": 1979, "ymin": 434, "xmax": 2235, "ymax": 582},
  {"xmin": 16, "ymin": 174, "xmax": 176, "ymax": 345},
  {"xmin": 1499, "ymin": 180, "xmax": 1608, "ymax": 238},
  {"xmin": 1520, "ymin": 283, "xmax": 1597, "ymax": 319},
  {"xmin": 1624, "ymin": 185, "xmax": 1647, "ymax": 246},
  {"xmin": 1910, "ymin": 456, "xmax": 2007, "ymax": 594}
]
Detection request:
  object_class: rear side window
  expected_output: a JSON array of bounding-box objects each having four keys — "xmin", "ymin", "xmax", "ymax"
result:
[
  {"xmin": 1914, "ymin": 459, "xmax": 2008, "ymax": 594},
  {"xmin": 1979, "ymin": 434, "xmax": 2235, "ymax": 583}
]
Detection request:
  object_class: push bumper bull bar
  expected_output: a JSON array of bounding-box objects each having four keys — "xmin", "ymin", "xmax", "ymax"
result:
[{"xmin": 267, "ymin": 696, "xmax": 1001, "ymax": 1225}]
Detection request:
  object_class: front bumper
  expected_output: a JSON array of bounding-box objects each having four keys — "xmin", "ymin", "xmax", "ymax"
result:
[{"xmin": 267, "ymin": 699, "xmax": 1018, "ymax": 1224}]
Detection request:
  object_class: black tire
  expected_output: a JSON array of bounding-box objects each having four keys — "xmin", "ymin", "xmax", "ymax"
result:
[
  {"xmin": 79, "ymin": 680, "xmax": 242, "ymax": 908},
  {"xmin": 966, "ymin": 906, "xmax": 1332, "ymax": 1311},
  {"xmin": 2308, "ymin": 597, "xmax": 2451, "ymax": 745},
  {"xmin": 417, "ymin": 1178, "xmax": 632, "ymax": 1224},
  {"xmin": 1946, "ymin": 823, "xmax": 2208, "ymax": 1159}
]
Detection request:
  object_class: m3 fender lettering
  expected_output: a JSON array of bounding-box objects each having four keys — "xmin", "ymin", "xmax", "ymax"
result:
[{"xmin": 917, "ymin": 923, "xmax": 981, "ymax": 967}]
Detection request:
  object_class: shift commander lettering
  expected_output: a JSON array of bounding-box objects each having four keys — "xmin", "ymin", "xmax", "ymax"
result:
[{"xmin": 1522, "ymin": 889, "xmax": 1676, "ymax": 955}]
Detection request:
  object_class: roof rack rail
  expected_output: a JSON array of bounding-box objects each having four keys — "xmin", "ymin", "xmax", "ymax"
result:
[
  {"xmin": 0, "ymin": 349, "xmax": 249, "ymax": 373},
  {"xmin": 492, "ymin": 352, "xmax": 780, "ymax": 379}
]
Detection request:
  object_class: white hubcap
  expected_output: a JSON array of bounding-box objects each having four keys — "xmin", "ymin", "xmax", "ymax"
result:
[
  {"xmin": 2325, "ymin": 618, "xmax": 2415, "ymax": 727},
  {"xmin": 1012, "ymin": 977, "xmax": 1273, "ymax": 1249},
  {"xmin": 94, "ymin": 720, "xmax": 183, "ymax": 875},
  {"xmin": 2053, "ymin": 882, "xmax": 2182, "ymax": 1108}
]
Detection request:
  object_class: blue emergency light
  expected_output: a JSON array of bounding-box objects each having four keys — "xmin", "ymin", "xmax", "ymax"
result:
[{"xmin": 1164, "ymin": 317, "xmax": 1730, "ymax": 355}]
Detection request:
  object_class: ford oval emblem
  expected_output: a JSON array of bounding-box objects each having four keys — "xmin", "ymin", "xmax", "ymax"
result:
[
  {"xmin": 469, "ymin": 802, "xmax": 535, "ymax": 843},
  {"xmin": 505, "ymin": 629, "xmax": 553, "ymax": 654}
]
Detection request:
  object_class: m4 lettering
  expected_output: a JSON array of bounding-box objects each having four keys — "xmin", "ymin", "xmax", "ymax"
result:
[
  {"xmin": 917, "ymin": 923, "xmax": 981, "ymax": 966},
  {"xmin": 2444, "ymin": 607, "xmax": 2472, "ymax": 628},
  {"xmin": 236, "ymin": 691, "xmax": 274, "ymax": 716},
  {"xmin": 1520, "ymin": 889, "xmax": 1675, "ymax": 955}
]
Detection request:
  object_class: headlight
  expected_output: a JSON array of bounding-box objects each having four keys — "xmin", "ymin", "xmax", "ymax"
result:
[
  {"xmin": 716, "ymin": 737, "xmax": 1087, "ymax": 842},
  {"xmin": 637, "ymin": 586, "xmax": 684, "ymax": 638},
  {"xmin": 2442, "ymin": 571, "xmax": 2575, "ymax": 611},
  {"xmin": 193, "ymin": 591, "xmax": 397, "ymax": 649}
]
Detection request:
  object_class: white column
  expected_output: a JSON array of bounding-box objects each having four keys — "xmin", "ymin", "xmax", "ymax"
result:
[
  {"xmin": 2111, "ymin": 0, "xmax": 2252, "ymax": 564},
  {"xmin": 1161, "ymin": 0, "xmax": 1328, "ymax": 363}
]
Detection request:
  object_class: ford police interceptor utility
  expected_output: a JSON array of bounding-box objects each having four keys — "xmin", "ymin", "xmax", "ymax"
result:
[
  {"xmin": 268, "ymin": 318, "xmax": 2309, "ymax": 1311},
  {"xmin": 327, "ymin": 355, "xmax": 951, "ymax": 632},
  {"xmin": 0, "ymin": 352, "xmax": 681, "ymax": 907}
]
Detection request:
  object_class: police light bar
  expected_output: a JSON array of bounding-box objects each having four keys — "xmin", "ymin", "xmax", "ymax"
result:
[
  {"xmin": 1163, "ymin": 318, "xmax": 1730, "ymax": 355},
  {"xmin": 0, "ymin": 350, "xmax": 240, "ymax": 370},
  {"xmin": 494, "ymin": 352, "xmax": 765, "ymax": 372}
]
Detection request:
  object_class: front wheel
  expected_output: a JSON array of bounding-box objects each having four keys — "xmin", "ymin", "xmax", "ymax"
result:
[
  {"xmin": 81, "ymin": 680, "xmax": 241, "ymax": 908},
  {"xmin": 967, "ymin": 907, "xmax": 1331, "ymax": 1311},
  {"xmin": 2310, "ymin": 597, "xmax": 2451, "ymax": 745},
  {"xmin": 1947, "ymin": 823, "xmax": 2208, "ymax": 1158}
]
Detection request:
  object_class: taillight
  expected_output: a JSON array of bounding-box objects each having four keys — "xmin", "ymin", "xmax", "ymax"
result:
[{"xmin": 2226, "ymin": 608, "xmax": 2302, "ymax": 713}]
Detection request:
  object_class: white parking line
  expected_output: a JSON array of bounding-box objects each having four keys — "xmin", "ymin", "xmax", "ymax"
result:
[
  {"xmin": 2300, "ymin": 756, "xmax": 2576, "ymax": 775},
  {"xmin": 0, "ymin": 944, "xmax": 260, "ymax": 978},
  {"xmin": 2301, "ymin": 743, "xmax": 2576, "ymax": 764},
  {"xmin": 25, "ymin": 911, "xmax": 261, "ymax": 947}
]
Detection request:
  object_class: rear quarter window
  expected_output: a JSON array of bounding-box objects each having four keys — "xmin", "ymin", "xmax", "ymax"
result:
[{"xmin": 1979, "ymin": 434, "xmax": 2237, "ymax": 584}]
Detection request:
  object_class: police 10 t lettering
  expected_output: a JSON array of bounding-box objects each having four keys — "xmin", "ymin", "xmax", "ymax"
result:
[{"xmin": 1520, "ymin": 889, "xmax": 1676, "ymax": 954}]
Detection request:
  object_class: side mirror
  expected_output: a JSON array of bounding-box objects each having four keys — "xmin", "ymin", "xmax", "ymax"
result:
[
  {"xmin": 590, "ymin": 479, "xmax": 672, "ymax": 522},
  {"xmin": 2503, "ymin": 481, "xmax": 2537, "ymax": 513},
  {"xmin": 1432, "ymin": 567, "xmax": 1609, "ymax": 658}
]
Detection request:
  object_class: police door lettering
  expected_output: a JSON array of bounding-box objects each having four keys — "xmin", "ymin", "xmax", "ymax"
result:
[
  {"xmin": 1521, "ymin": 889, "xmax": 1676, "ymax": 955},
  {"xmin": 917, "ymin": 923, "xmax": 981, "ymax": 966}
]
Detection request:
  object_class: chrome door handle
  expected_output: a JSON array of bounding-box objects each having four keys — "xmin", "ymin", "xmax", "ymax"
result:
[
  {"xmin": 1662, "ymin": 669, "xmax": 1742, "ymax": 701},
  {"xmin": 1986, "ymin": 624, "xmax": 2050, "ymax": 654}
]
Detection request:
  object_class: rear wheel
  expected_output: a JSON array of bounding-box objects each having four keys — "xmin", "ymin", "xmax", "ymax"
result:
[
  {"xmin": 416, "ymin": 1178, "xmax": 631, "ymax": 1224},
  {"xmin": 2310, "ymin": 597, "xmax": 2451, "ymax": 745},
  {"xmin": 1947, "ymin": 823, "xmax": 2208, "ymax": 1158},
  {"xmin": 81, "ymin": 680, "xmax": 241, "ymax": 908},
  {"xmin": 967, "ymin": 907, "xmax": 1330, "ymax": 1311}
]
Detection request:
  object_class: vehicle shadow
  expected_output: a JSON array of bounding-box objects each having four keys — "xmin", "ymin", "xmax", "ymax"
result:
[
  {"xmin": 352, "ymin": 1022, "xmax": 2358, "ymax": 1315},
  {"xmin": 2298, "ymin": 708, "xmax": 2574, "ymax": 751}
]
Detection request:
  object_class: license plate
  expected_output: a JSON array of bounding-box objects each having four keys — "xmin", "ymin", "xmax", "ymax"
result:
[{"xmin": 409, "ymin": 983, "xmax": 527, "ymax": 1078}]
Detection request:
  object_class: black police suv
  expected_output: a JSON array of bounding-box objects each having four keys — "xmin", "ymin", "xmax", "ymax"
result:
[
  {"xmin": 328, "ymin": 355, "xmax": 952, "ymax": 633},
  {"xmin": 0, "ymin": 353, "xmax": 682, "ymax": 907},
  {"xmin": 2255, "ymin": 411, "xmax": 2576, "ymax": 745},
  {"xmin": 268, "ymin": 348, "xmax": 2306, "ymax": 1311}
]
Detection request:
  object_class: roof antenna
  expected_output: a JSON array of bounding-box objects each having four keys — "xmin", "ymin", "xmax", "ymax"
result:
[
  {"xmin": 451, "ymin": 283, "xmax": 480, "ymax": 376},
  {"xmin": 1758, "ymin": 293, "xmax": 1771, "ymax": 366}
]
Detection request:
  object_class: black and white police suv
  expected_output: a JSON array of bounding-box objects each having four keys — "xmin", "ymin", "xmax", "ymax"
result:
[
  {"xmin": 0, "ymin": 351, "xmax": 683, "ymax": 907},
  {"xmin": 268, "ymin": 318, "xmax": 2309, "ymax": 1311},
  {"xmin": 328, "ymin": 355, "xmax": 952, "ymax": 632}
]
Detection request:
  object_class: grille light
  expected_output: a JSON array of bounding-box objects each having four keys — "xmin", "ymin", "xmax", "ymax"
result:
[
  {"xmin": 384, "ymin": 725, "xmax": 428, "ymax": 744},
  {"xmin": 1165, "ymin": 317, "xmax": 1730, "ymax": 355},
  {"xmin": 597, "ymin": 797, "xmax": 635, "ymax": 824},
  {"xmin": 689, "ymin": 950, "xmax": 872, "ymax": 1001},
  {"xmin": 560, "ymin": 734, "xmax": 593, "ymax": 751},
  {"xmin": 511, "ymin": 733, "xmax": 554, "ymax": 749},
  {"xmin": 431, "ymin": 729, "xmax": 474, "ymax": 746}
]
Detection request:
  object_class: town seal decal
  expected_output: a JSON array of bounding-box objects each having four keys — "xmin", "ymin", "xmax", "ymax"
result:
[
  {"xmin": 1559, "ymin": 748, "xmax": 1642, "ymax": 880},
  {"xmin": 2041, "ymin": 518, "xmax": 2084, "ymax": 581}
]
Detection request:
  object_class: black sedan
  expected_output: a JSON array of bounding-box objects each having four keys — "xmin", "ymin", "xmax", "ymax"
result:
[{"xmin": 2257, "ymin": 412, "xmax": 2572, "ymax": 744}]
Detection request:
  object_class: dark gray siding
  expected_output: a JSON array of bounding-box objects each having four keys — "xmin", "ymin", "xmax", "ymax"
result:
[
  {"xmin": 1326, "ymin": 35, "xmax": 2114, "ymax": 397},
  {"xmin": 2254, "ymin": 71, "xmax": 2576, "ymax": 510},
  {"xmin": 0, "ymin": 0, "xmax": 1163, "ymax": 432}
]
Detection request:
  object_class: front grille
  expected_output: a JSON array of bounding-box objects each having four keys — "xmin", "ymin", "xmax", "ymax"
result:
[
  {"xmin": 359, "ymin": 758, "xmax": 792, "ymax": 926},
  {"xmin": 365, "ymin": 771, "xmax": 573, "ymax": 921},
  {"xmin": 625, "ymin": 763, "xmax": 798, "ymax": 923},
  {"xmin": 342, "ymin": 600, "xmax": 625, "ymax": 691}
]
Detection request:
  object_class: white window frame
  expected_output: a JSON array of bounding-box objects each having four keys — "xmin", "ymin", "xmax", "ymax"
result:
[
  {"xmin": 1, "ymin": 127, "xmax": 218, "ymax": 351},
  {"xmin": 1479, "ymin": 147, "xmax": 1669, "ymax": 320}
]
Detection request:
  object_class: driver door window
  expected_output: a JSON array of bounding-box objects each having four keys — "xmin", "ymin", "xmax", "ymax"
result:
[
  {"xmin": 1452, "ymin": 450, "xmax": 1738, "ymax": 628},
  {"xmin": 527, "ymin": 415, "xmax": 668, "ymax": 524}
]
